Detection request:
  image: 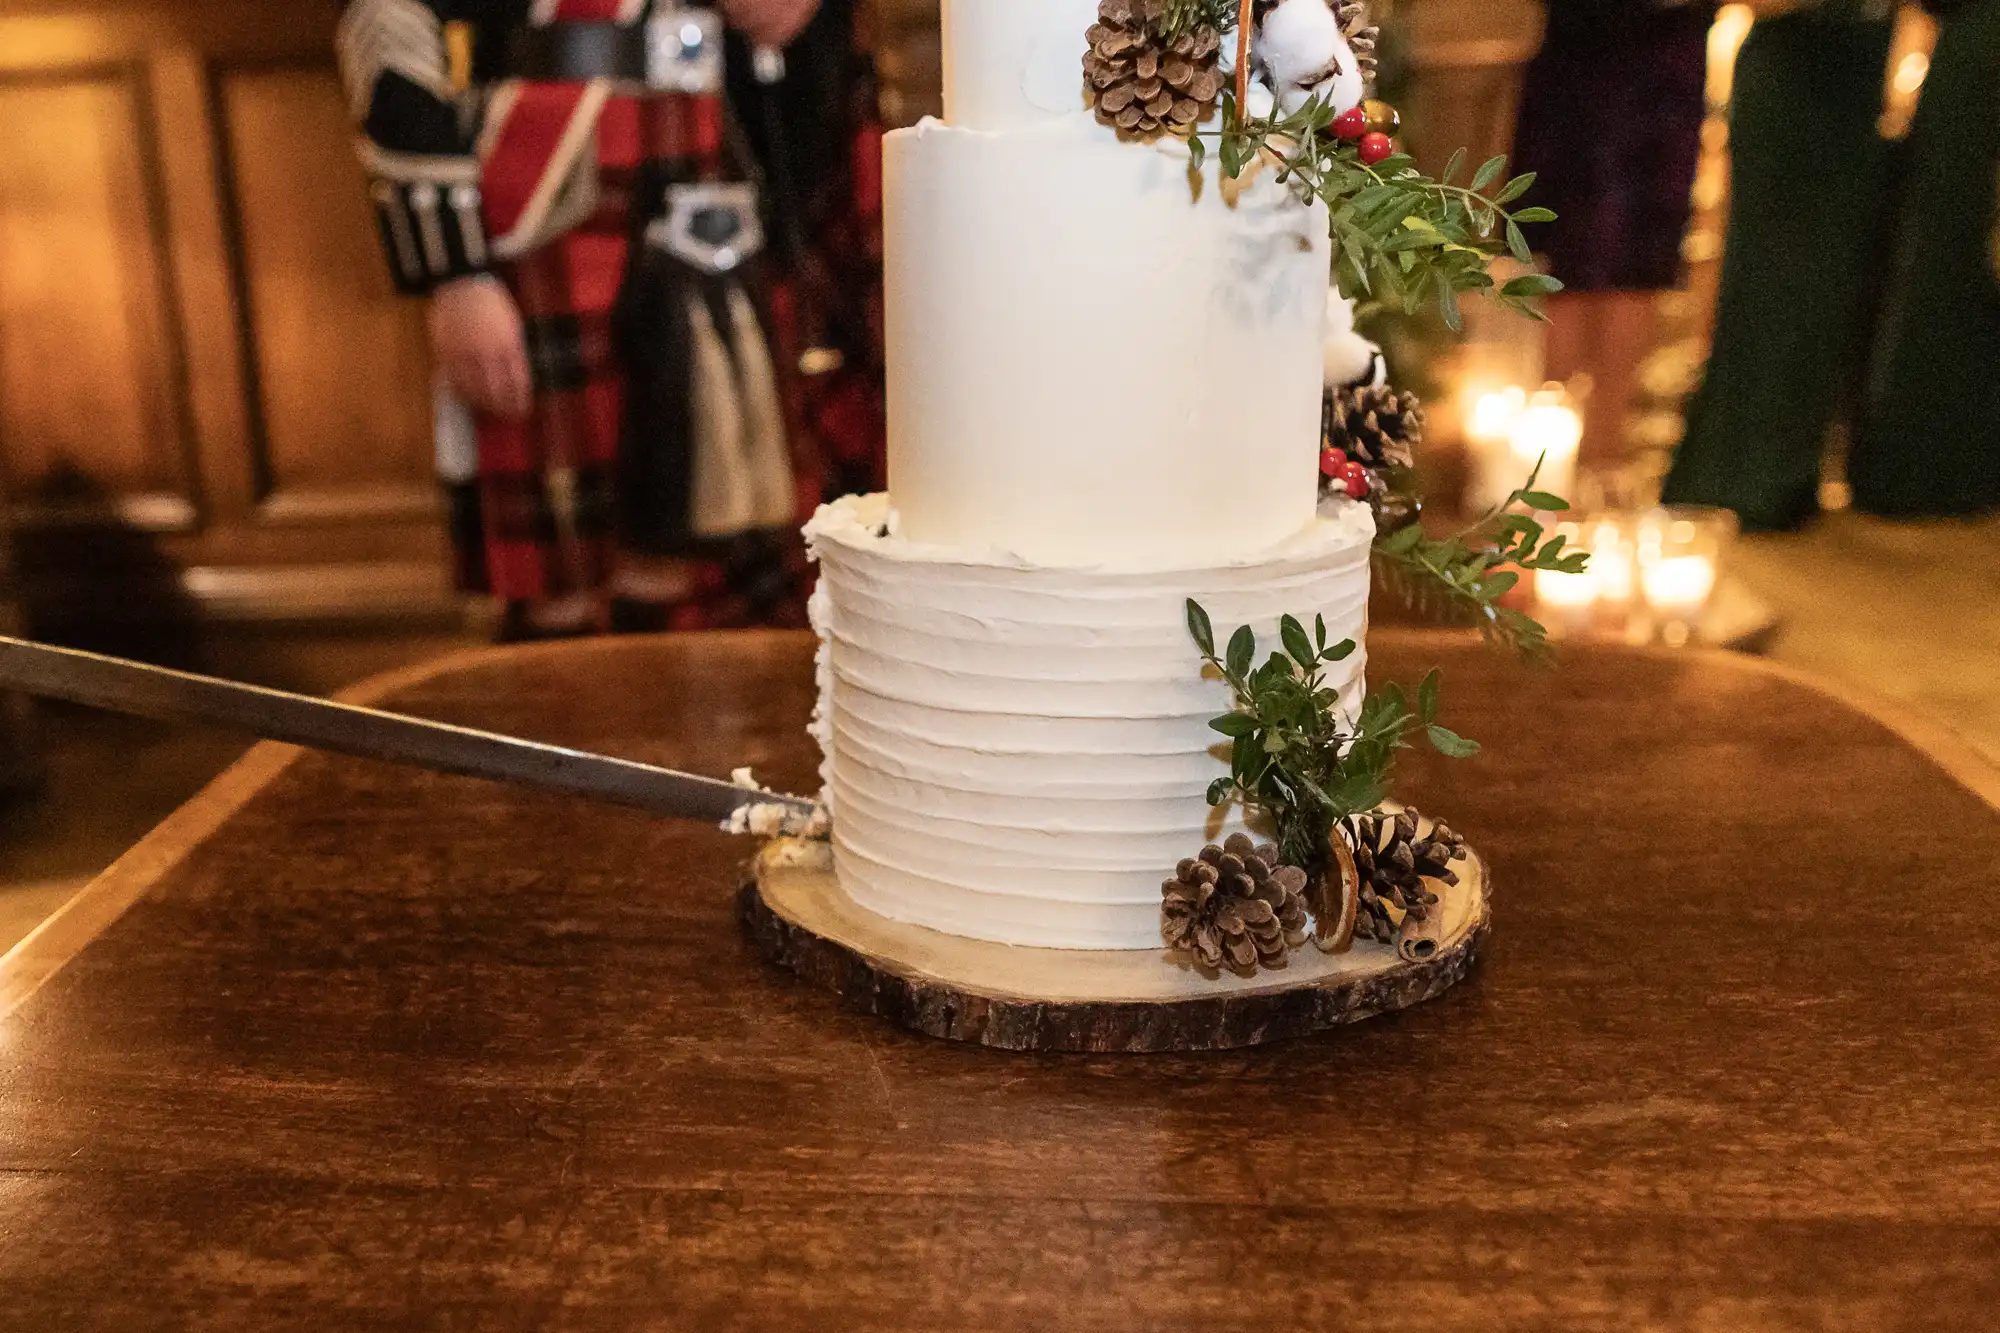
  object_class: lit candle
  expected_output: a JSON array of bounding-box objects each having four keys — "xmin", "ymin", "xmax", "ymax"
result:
[
  {"xmin": 1461, "ymin": 386, "xmax": 1526, "ymax": 513},
  {"xmin": 1641, "ymin": 555, "xmax": 1716, "ymax": 618},
  {"xmin": 1506, "ymin": 384, "xmax": 1582, "ymax": 508},
  {"xmin": 1587, "ymin": 519, "xmax": 1635, "ymax": 605},
  {"xmin": 1466, "ymin": 386, "xmax": 1526, "ymax": 448},
  {"xmin": 1533, "ymin": 521, "xmax": 1595, "ymax": 614},
  {"xmin": 1629, "ymin": 507, "xmax": 1736, "ymax": 646},
  {"xmin": 1535, "ymin": 567, "xmax": 1596, "ymax": 610}
]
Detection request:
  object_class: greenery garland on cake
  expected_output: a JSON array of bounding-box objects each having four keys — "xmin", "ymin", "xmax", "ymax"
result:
[
  {"xmin": 1088, "ymin": 0, "xmax": 1561, "ymax": 331},
  {"xmin": 1171, "ymin": 465, "xmax": 1590, "ymax": 974},
  {"xmin": 1078, "ymin": 0, "xmax": 1588, "ymax": 972},
  {"xmin": 1200, "ymin": 104, "xmax": 1562, "ymax": 332},
  {"xmin": 1080, "ymin": 0, "xmax": 1592, "ymax": 964},
  {"xmin": 1183, "ymin": 601, "xmax": 1475, "ymax": 871}
]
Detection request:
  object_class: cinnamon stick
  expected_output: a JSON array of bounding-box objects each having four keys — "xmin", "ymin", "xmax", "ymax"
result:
[
  {"xmin": 1396, "ymin": 880, "xmax": 1451, "ymax": 962},
  {"xmin": 1234, "ymin": 0, "xmax": 1253, "ymax": 115}
]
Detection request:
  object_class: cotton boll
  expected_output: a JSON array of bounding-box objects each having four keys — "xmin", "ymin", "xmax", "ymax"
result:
[
  {"xmin": 1280, "ymin": 56, "xmax": 1364, "ymax": 117},
  {"xmin": 1257, "ymin": 0, "xmax": 1367, "ymax": 117},
  {"xmin": 1212, "ymin": 39, "xmax": 1278, "ymax": 121},
  {"xmin": 1255, "ymin": 0, "xmax": 1341, "ymax": 97},
  {"xmin": 1323, "ymin": 292, "xmax": 1385, "ymax": 389}
]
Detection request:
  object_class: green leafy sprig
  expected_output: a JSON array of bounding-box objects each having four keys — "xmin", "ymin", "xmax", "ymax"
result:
[
  {"xmin": 1189, "ymin": 95, "xmax": 1562, "ymax": 331},
  {"xmin": 1187, "ymin": 599, "xmax": 1479, "ymax": 870},
  {"xmin": 1370, "ymin": 458, "xmax": 1590, "ymax": 660},
  {"xmin": 1161, "ymin": 0, "xmax": 1239, "ymax": 40}
]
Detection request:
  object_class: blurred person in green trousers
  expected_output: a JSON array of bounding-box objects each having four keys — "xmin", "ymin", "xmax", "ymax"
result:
[{"xmin": 1664, "ymin": 0, "xmax": 2000, "ymax": 529}]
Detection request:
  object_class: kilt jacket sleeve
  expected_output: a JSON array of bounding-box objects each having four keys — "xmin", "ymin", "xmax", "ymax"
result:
[{"xmin": 337, "ymin": 0, "xmax": 491, "ymax": 293}]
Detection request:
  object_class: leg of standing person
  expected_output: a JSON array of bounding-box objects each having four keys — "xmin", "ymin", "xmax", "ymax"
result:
[
  {"xmin": 475, "ymin": 226, "xmax": 623, "ymax": 642},
  {"xmin": 1663, "ymin": 6, "xmax": 1895, "ymax": 530},
  {"xmin": 1544, "ymin": 290, "xmax": 1664, "ymax": 471},
  {"xmin": 1849, "ymin": 0, "xmax": 2000, "ymax": 518},
  {"xmin": 1513, "ymin": 2, "xmax": 1714, "ymax": 473}
]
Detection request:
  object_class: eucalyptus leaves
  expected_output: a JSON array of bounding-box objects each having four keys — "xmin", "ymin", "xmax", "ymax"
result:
[
  {"xmin": 1186, "ymin": 599, "xmax": 1479, "ymax": 871},
  {"xmin": 1191, "ymin": 94, "xmax": 1561, "ymax": 330},
  {"xmin": 1372, "ymin": 459, "xmax": 1591, "ymax": 660}
]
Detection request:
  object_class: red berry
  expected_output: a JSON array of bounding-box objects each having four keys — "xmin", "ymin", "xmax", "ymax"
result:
[
  {"xmin": 1357, "ymin": 131, "xmax": 1394, "ymax": 166},
  {"xmin": 1340, "ymin": 461, "xmax": 1371, "ymax": 500},
  {"xmin": 1319, "ymin": 446, "xmax": 1348, "ymax": 477},
  {"xmin": 1332, "ymin": 107, "xmax": 1368, "ymax": 141}
]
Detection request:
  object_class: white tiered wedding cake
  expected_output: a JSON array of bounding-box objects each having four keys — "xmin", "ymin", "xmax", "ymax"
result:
[{"xmin": 805, "ymin": 0, "xmax": 1376, "ymax": 950}]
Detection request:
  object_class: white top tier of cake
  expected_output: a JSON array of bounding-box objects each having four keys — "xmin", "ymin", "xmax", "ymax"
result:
[
  {"xmin": 943, "ymin": 0, "xmax": 1105, "ymax": 131},
  {"xmin": 884, "ymin": 0, "xmax": 1331, "ymax": 567}
]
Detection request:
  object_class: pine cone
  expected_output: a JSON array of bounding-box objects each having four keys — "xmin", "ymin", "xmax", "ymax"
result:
[
  {"xmin": 1344, "ymin": 808, "xmax": 1466, "ymax": 944},
  {"xmin": 1335, "ymin": 0, "xmax": 1379, "ymax": 85},
  {"xmin": 1085, "ymin": 0, "xmax": 1226, "ymax": 140},
  {"xmin": 1324, "ymin": 383, "xmax": 1423, "ymax": 472},
  {"xmin": 1162, "ymin": 833, "xmax": 1310, "ymax": 972}
]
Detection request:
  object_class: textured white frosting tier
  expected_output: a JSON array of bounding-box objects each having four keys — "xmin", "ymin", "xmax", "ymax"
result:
[
  {"xmin": 807, "ymin": 493, "xmax": 1374, "ymax": 950},
  {"xmin": 884, "ymin": 1, "xmax": 1333, "ymax": 566}
]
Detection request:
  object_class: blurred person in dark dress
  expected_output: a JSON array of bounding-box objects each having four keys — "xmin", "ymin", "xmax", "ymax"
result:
[
  {"xmin": 1665, "ymin": 0, "xmax": 2000, "ymax": 528},
  {"xmin": 1511, "ymin": 0, "xmax": 1718, "ymax": 468}
]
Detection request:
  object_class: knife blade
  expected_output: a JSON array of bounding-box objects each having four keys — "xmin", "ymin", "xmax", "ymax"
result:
[{"xmin": 0, "ymin": 636, "xmax": 815, "ymax": 825}]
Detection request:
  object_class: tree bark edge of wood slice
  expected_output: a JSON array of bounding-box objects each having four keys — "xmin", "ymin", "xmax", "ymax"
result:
[{"xmin": 738, "ymin": 843, "xmax": 1492, "ymax": 1052}]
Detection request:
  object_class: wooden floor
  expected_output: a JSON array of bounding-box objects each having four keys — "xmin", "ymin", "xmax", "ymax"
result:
[{"xmin": 1731, "ymin": 509, "xmax": 2000, "ymax": 766}]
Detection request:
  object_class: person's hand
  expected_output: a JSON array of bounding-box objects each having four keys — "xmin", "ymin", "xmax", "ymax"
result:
[
  {"xmin": 719, "ymin": 0, "xmax": 820, "ymax": 49},
  {"xmin": 429, "ymin": 275, "xmax": 532, "ymax": 421}
]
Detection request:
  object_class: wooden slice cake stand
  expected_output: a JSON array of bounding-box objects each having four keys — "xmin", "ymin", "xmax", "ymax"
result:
[{"xmin": 740, "ymin": 840, "xmax": 1491, "ymax": 1052}]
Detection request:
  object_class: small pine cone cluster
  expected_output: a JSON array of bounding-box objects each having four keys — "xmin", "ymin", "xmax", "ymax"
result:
[
  {"xmin": 1345, "ymin": 808, "xmax": 1466, "ymax": 943},
  {"xmin": 1325, "ymin": 383, "xmax": 1423, "ymax": 472},
  {"xmin": 1335, "ymin": 0, "xmax": 1379, "ymax": 85},
  {"xmin": 1085, "ymin": 0, "xmax": 1226, "ymax": 140},
  {"xmin": 1162, "ymin": 833, "xmax": 1310, "ymax": 972}
]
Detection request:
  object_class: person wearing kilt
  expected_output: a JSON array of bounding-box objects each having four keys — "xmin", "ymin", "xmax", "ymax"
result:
[{"xmin": 337, "ymin": 0, "xmax": 821, "ymax": 637}]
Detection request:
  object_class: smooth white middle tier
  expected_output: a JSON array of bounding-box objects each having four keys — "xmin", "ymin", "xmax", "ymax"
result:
[
  {"xmin": 807, "ymin": 493, "xmax": 1374, "ymax": 950},
  {"xmin": 883, "ymin": 111, "xmax": 1332, "ymax": 566}
]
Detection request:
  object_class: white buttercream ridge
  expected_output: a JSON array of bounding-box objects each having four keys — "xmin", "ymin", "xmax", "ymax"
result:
[
  {"xmin": 807, "ymin": 491, "xmax": 1371, "ymax": 574},
  {"xmin": 805, "ymin": 493, "xmax": 1373, "ymax": 950}
]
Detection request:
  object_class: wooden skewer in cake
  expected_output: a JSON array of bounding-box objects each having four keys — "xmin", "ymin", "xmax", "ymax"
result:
[{"xmin": 1235, "ymin": 0, "xmax": 1254, "ymax": 112}]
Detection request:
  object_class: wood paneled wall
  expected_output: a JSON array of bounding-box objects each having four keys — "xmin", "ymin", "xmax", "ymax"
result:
[
  {"xmin": 1400, "ymin": 0, "xmax": 1543, "ymax": 174},
  {"xmin": 0, "ymin": 0, "xmax": 450, "ymax": 625},
  {"xmin": 0, "ymin": 0, "xmax": 1545, "ymax": 627}
]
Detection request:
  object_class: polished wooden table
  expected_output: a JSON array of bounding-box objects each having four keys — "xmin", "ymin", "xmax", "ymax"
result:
[{"xmin": 2, "ymin": 631, "xmax": 1997, "ymax": 1330}]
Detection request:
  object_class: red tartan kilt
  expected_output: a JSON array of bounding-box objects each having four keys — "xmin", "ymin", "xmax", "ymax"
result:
[
  {"xmin": 469, "ymin": 95, "xmax": 684, "ymax": 603},
  {"xmin": 456, "ymin": 86, "xmax": 836, "ymax": 631},
  {"xmin": 474, "ymin": 227, "xmax": 628, "ymax": 603}
]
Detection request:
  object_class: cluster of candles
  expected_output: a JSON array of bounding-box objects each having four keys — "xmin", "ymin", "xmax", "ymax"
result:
[
  {"xmin": 1530, "ymin": 510, "xmax": 1733, "ymax": 646},
  {"xmin": 1462, "ymin": 383, "xmax": 1734, "ymax": 647},
  {"xmin": 1463, "ymin": 382, "xmax": 1582, "ymax": 515}
]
